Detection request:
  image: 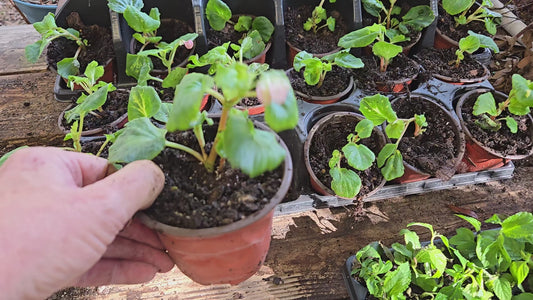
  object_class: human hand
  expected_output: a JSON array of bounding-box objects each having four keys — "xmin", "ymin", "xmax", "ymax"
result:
[{"xmin": 0, "ymin": 147, "xmax": 173, "ymax": 299}]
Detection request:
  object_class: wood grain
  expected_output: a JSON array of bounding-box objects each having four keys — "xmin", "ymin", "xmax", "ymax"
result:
[{"xmin": 0, "ymin": 25, "xmax": 48, "ymax": 75}]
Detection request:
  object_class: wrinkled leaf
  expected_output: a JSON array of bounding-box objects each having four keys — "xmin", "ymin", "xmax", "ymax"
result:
[
  {"xmin": 127, "ymin": 85, "xmax": 161, "ymax": 120},
  {"xmin": 330, "ymin": 167, "xmax": 362, "ymax": 198},
  {"xmin": 360, "ymin": 94, "xmax": 397, "ymax": 125},
  {"xmin": 206, "ymin": 0, "xmax": 232, "ymax": 31},
  {"xmin": 342, "ymin": 143, "xmax": 375, "ymax": 171}
]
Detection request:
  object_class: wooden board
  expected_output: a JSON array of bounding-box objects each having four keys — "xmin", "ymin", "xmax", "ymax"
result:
[{"xmin": 0, "ymin": 25, "xmax": 48, "ymax": 75}]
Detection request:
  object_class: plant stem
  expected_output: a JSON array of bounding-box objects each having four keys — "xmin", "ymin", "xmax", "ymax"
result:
[
  {"xmin": 74, "ymin": 114, "xmax": 84, "ymax": 152},
  {"xmin": 386, "ymin": 0, "xmax": 397, "ymax": 29},
  {"xmin": 165, "ymin": 140, "xmax": 205, "ymax": 162},
  {"xmin": 207, "ymin": 88, "xmax": 226, "ymax": 104},
  {"xmin": 204, "ymin": 105, "xmax": 230, "ymax": 172},
  {"xmin": 96, "ymin": 138, "xmax": 110, "ymax": 157}
]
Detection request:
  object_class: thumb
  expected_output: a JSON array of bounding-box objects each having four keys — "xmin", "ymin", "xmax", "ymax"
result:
[{"xmin": 81, "ymin": 160, "xmax": 165, "ymax": 225}]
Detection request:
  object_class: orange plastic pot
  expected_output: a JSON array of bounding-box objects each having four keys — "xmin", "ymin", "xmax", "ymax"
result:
[
  {"xmin": 375, "ymin": 59, "xmax": 420, "ymax": 93},
  {"xmin": 456, "ymin": 88, "xmax": 533, "ymax": 172},
  {"xmin": 393, "ymin": 162, "xmax": 431, "ymax": 184},
  {"xmin": 286, "ymin": 40, "xmax": 341, "ymax": 66},
  {"xmin": 304, "ymin": 112, "xmax": 386, "ymax": 199},
  {"xmin": 138, "ymin": 121, "xmax": 293, "ymax": 285}
]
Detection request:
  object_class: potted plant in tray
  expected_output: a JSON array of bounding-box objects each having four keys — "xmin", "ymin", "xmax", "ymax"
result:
[
  {"xmin": 456, "ymin": 73, "xmax": 533, "ymax": 172},
  {"xmin": 106, "ymin": 57, "xmax": 299, "ymax": 285},
  {"xmin": 346, "ymin": 212, "xmax": 533, "ymax": 299},
  {"xmin": 10, "ymin": 0, "xmax": 57, "ymax": 24}
]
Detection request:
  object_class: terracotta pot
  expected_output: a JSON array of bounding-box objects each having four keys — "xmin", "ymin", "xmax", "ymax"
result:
[
  {"xmin": 456, "ymin": 88, "xmax": 533, "ymax": 172},
  {"xmin": 374, "ymin": 59, "xmax": 420, "ymax": 93},
  {"xmin": 286, "ymin": 40, "xmax": 342, "ymax": 66},
  {"xmin": 434, "ymin": 28, "xmax": 458, "ymax": 49},
  {"xmin": 304, "ymin": 112, "xmax": 386, "ymax": 199},
  {"xmin": 138, "ymin": 121, "xmax": 293, "ymax": 285},
  {"xmin": 432, "ymin": 62, "xmax": 490, "ymax": 85},
  {"xmin": 287, "ymin": 68, "xmax": 354, "ymax": 104}
]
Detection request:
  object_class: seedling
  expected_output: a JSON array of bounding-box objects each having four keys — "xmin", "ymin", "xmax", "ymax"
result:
[
  {"xmin": 352, "ymin": 211, "xmax": 533, "ymax": 299},
  {"xmin": 25, "ymin": 13, "xmax": 88, "ymax": 78},
  {"xmin": 361, "ymin": 0, "xmax": 434, "ymax": 43},
  {"xmin": 454, "ymin": 31, "xmax": 499, "ymax": 67},
  {"xmin": 442, "ymin": 0, "xmax": 502, "ymax": 35},
  {"xmin": 473, "ymin": 74, "xmax": 533, "ymax": 133},
  {"xmin": 293, "ymin": 49, "xmax": 363, "ymax": 88},
  {"xmin": 328, "ymin": 118, "xmax": 376, "ymax": 198},
  {"xmin": 108, "ymin": 59, "xmax": 299, "ymax": 178},
  {"xmin": 304, "ymin": 0, "xmax": 336, "ymax": 34},
  {"xmin": 205, "ymin": 0, "xmax": 274, "ymax": 60},
  {"xmin": 108, "ymin": 0, "xmax": 162, "ymax": 51},
  {"xmin": 359, "ymin": 94, "xmax": 427, "ymax": 181}
]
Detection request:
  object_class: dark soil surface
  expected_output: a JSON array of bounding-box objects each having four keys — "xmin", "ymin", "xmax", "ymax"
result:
[
  {"xmin": 61, "ymin": 89, "xmax": 129, "ymax": 133},
  {"xmin": 460, "ymin": 92, "xmax": 533, "ymax": 157},
  {"xmin": 288, "ymin": 66, "xmax": 352, "ymax": 97},
  {"xmin": 133, "ymin": 19, "xmax": 194, "ymax": 71},
  {"xmin": 414, "ymin": 48, "xmax": 487, "ymax": 81},
  {"xmin": 238, "ymin": 96, "xmax": 261, "ymax": 108},
  {"xmin": 351, "ymin": 54, "xmax": 419, "ymax": 91},
  {"xmin": 284, "ymin": 5, "xmax": 347, "ymax": 54},
  {"xmin": 308, "ymin": 114, "xmax": 385, "ymax": 201},
  {"xmin": 437, "ymin": 5, "xmax": 493, "ymax": 42},
  {"xmin": 145, "ymin": 124, "xmax": 284, "ymax": 229},
  {"xmin": 148, "ymin": 80, "xmax": 174, "ymax": 102},
  {"xmin": 47, "ymin": 13, "xmax": 114, "ymax": 73},
  {"xmin": 509, "ymin": 0, "xmax": 533, "ymax": 25},
  {"xmin": 80, "ymin": 138, "xmax": 109, "ymax": 157},
  {"xmin": 392, "ymin": 96, "xmax": 460, "ymax": 180}
]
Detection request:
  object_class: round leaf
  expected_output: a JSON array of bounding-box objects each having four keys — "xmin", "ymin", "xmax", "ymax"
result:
[{"xmin": 330, "ymin": 167, "xmax": 362, "ymax": 198}]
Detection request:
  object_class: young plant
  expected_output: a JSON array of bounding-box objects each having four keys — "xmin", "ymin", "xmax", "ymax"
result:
[
  {"xmin": 205, "ymin": 0, "xmax": 274, "ymax": 60},
  {"xmin": 25, "ymin": 12, "xmax": 88, "ymax": 78},
  {"xmin": 352, "ymin": 212, "xmax": 533, "ymax": 299},
  {"xmin": 293, "ymin": 49, "xmax": 363, "ymax": 88},
  {"xmin": 454, "ymin": 31, "xmax": 499, "ymax": 67},
  {"xmin": 108, "ymin": 60, "xmax": 299, "ymax": 178},
  {"xmin": 473, "ymin": 74, "xmax": 533, "ymax": 133},
  {"xmin": 328, "ymin": 118, "xmax": 376, "ymax": 198},
  {"xmin": 361, "ymin": 0, "xmax": 435, "ymax": 43},
  {"xmin": 359, "ymin": 94, "xmax": 427, "ymax": 181},
  {"xmin": 442, "ymin": 0, "xmax": 502, "ymax": 35},
  {"xmin": 304, "ymin": 0, "xmax": 336, "ymax": 34},
  {"xmin": 108, "ymin": 0, "xmax": 162, "ymax": 51}
]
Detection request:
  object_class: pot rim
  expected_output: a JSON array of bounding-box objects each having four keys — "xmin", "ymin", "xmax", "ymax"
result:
[
  {"xmin": 435, "ymin": 27, "xmax": 459, "ymax": 48},
  {"xmin": 12, "ymin": 0, "xmax": 57, "ymax": 9},
  {"xmin": 373, "ymin": 57, "xmax": 420, "ymax": 87},
  {"xmin": 287, "ymin": 68, "xmax": 355, "ymax": 102},
  {"xmin": 137, "ymin": 119, "xmax": 293, "ymax": 238},
  {"xmin": 432, "ymin": 61, "xmax": 490, "ymax": 84},
  {"xmin": 303, "ymin": 111, "xmax": 387, "ymax": 199},
  {"xmin": 286, "ymin": 40, "xmax": 342, "ymax": 58},
  {"xmin": 243, "ymin": 41, "xmax": 271, "ymax": 64},
  {"xmin": 455, "ymin": 88, "xmax": 533, "ymax": 160}
]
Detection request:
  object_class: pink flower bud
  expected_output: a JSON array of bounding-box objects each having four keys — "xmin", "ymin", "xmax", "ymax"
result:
[
  {"xmin": 184, "ymin": 40, "xmax": 194, "ymax": 50},
  {"xmin": 256, "ymin": 71, "xmax": 292, "ymax": 105}
]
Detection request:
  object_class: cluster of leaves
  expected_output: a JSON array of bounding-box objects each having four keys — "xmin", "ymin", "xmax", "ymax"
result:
[
  {"xmin": 25, "ymin": 13, "xmax": 88, "ymax": 79},
  {"xmin": 303, "ymin": 0, "xmax": 336, "ymax": 34},
  {"xmin": 293, "ymin": 49, "xmax": 363, "ymax": 88},
  {"xmin": 352, "ymin": 212, "xmax": 533, "ymax": 299},
  {"xmin": 205, "ymin": 0, "xmax": 274, "ymax": 60},
  {"xmin": 454, "ymin": 31, "xmax": 499, "ymax": 67},
  {"xmin": 442, "ymin": 0, "xmax": 502, "ymax": 35},
  {"xmin": 473, "ymin": 74, "xmax": 533, "ymax": 133},
  {"xmin": 359, "ymin": 94, "xmax": 427, "ymax": 181}
]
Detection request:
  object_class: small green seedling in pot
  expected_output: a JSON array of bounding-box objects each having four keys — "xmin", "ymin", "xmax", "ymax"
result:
[
  {"xmin": 442, "ymin": 0, "xmax": 501, "ymax": 35},
  {"xmin": 473, "ymin": 74, "xmax": 533, "ymax": 133},
  {"xmin": 205, "ymin": 0, "xmax": 274, "ymax": 60},
  {"xmin": 328, "ymin": 118, "xmax": 376, "ymax": 198},
  {"xmin": 359, "ymin": 94, "xmax": 427, "ymax": 181},
  {"xmin": 454, "ymin": 31, "xmax": 499, "ymax": 67},
  {"xmin": 293, "ymin": 49, "xmax": 363, "ymax": 88},
  {"xmin": 25, "ymin": 13, "xmax": 88, "ymax": 78},
  {"xmin": 108, "ymin": 0, "xmax": 162, "ymax": 51},
  {"xmin": 304, "ymin": 0, "xmax": 337, "ymax": 34},
  {"xmin": 361, "ymin": 0, "xmax": 435, "ymax": 43}
]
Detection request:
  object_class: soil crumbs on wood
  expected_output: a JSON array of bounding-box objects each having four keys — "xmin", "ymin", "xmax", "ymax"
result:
[
  {"xmin": 392, "ymin": 97, "xmax": 460, "ymax": 180},
  {"xmin": 289, "ymin": 66, "xmax": 352, "ymax": 97},
  {"xmin": 285, "ymin": 5, "xmax": 347, "ymax": 54},
  {"xmin": 414, "ymin": 48, "xmax": 486, "ymax": 81},
  {"xmin": 145, "ymin": 126, "xmax": 284, "ymax": 229},
  {"xmin": 351, "ymin": 55, "xmax": 419, "ymax": 91}
]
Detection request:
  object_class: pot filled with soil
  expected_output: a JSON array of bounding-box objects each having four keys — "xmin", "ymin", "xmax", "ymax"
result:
[
  {"xmin": 352, "ymin": 55, "xmax": 420, "ymax": 93},
  {"xmin": 456, "ymin": 86, "xmax": 533, "ymax": 172},
  {"xmin": 304, "ymin": 111, "xmax": 386, "ymax": 200},
  {"xmin": 288, "ymin": 67, "xmax": 354, "ymax": 104}
]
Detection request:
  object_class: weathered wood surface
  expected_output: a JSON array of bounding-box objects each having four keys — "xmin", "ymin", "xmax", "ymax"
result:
[
  {"xmin": 0, "ymin": 24, "xmax": 47, "ymax": 75},
  {"xmin": 1, "ymin": 25, "xmax": 532, "ymax": 299}
]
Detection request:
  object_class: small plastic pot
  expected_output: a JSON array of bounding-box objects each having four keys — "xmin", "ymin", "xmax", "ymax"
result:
[
  {"xmin": 58, "ymin": 105, "xmax": 128, "ymax": 136},
  {"xmin": 287, "ymin": 68, "xmax": 354, "ymax": 104},
  {"xmin": 375, "ymin": 59, "xmax": 420, "ymax": 93},
  {"xmin": 286, "ymin": 40, "xmax": 341, "ymax": 66},
  {"xmin": 433, "ymin": 63, "xmax": 490, "ymax": 85}
]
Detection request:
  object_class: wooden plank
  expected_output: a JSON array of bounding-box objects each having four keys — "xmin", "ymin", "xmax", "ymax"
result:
[{"xmin": 0, "ymin": 25, "xmax": 48, "ymax": 75}]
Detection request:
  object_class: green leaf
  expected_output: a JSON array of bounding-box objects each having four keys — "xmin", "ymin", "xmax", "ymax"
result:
[
  {"xmin": 442, "ymin": 0, "xmax": 471, "ymax": 15},
  {"xmin": 33, "ymin": 12, "xmax": 57, "ymax": 34},
  {"xmin": 413, "ymin": 273, "xmax": 438, "ymax": 292},
  {"xmin": 25, "ymin": 41, "xmax": 43, "ymax": 63},
  {"xmin": 513, "ymin": 294, "xmax": 533, "ymax": 300},
  {"xmin": 108, "ymin": 117, "xmax": 167, "ymax": 163},
  {"xmin": 450, "ymin": 227, "xmax": 476, "ymax": 257},
  {"xmin": 293, "ymin": 51, "xmax": 313, "ymax": 71},
  {"xmin": 355, "ymin": 119, "xmax": 374, "ymax": 139},
  {"xmin": 215, "ymin": 61, "xmax": 255, "ymax": 101},
  {"xmin": 329, "ymin": 149, "xmax": 341, "ymax": 169},
  {"xmin": 240, "ymin": 30, "xmax": 265, "ymax": 60},
  {"xmin": 385, "ymin": 119, "xmax": 405, "ymax": 139},
  {"xmin": 218, "ymin": 109, "xmax": 286, "ymax": 178},
  {"xmin": 502, "ymin": 212, "xmax": 533, "ymax": 239},
  {"xmin": 64, "ymin": 84, "xmax": 111, "ymax": 123},
  {"xmin": 153, "ymin": 102, "xmax": 172, "ymax": 123},
  {"xmin": 400, "ymin": 229, "xmax": 421, "ymax": 249},
  {"xmin": 437, "ymin": 284, "xmax": 464, "ymax": 299},
  {"xmin": 107, "ymin": 0, "xmax": 144, "ymax": 13},
  {"xmin": 126, "ymin": 53, "xmax": 153, "ymax": 82},
  {"xmin": 510, "ymin": 261, "xmax": 529, "ymax": 286},
  {"xmin": 167, "ymin": 73, "xmax": 214, "ymax": 132},
  {"xmin": 467, "ymin": 30, "xmax": 499, "ymax": 53},
  {"xmin": 83, "ymin": 61, "xmax": 104, "ymax": 86},
  {"xmin": 493, "ymin": 277, "xmax": 512, "ymax": 300},
  {"xmin": 372, "ymin": 41, "xmax": 403, "ymax": 61},
  {"xmin": 342, "ymin": 143, "xmax": 375, "ymax": 171},
  {"xmin": 260, "ymin": 71, "xmax": 299, "ymax": 132},
  {"xmin": 486, "ymin": 214, "xmax": 503, "ymax": 225},
  {"xmin": 57, "ymin": 57, "xmax": 80, "ymax": 79},
  {"xmin": 381, "ymin": 150, "xmax": 404, "ymax": 180},
  {"xmin": 252, "ymin": 16, "xmax": 274, "ymax": 43},
  {"xmin": 391, "ymin": 243, "xmax": 412, "ymax": 259},
  {"xmin": 313, "ymin": 6, "xmax": 327, "ymax": 21},
  {"xmin": 473, "ymin": 92, "xmax": 499, "ymax": 116},
  {"xmin": 383, "ymin": 262, "xmax": 410, "ymax": 296},
  {"xmin": 0, "ymin": 146, "xmax": 29, "ymax": 167},
  {"xmin": 456, "ymin": 214, "xmax": 482, "ymax": 232},
  {"xmin": 338, "ymin": 24, "xmax": 384, "ymax": 48},
  {"xmin": 206, "ymin": 0, "xmax": 232, "ymax": 31},
  {"xmin": 162, "ymin": 67, "xmax": 188, "ymax": 89},
  {"xmin": 402, "ymin": 6, "xmax": 435, "ymax": 31},
  {"xmin": 505, "ymin": 117, "xmax": 518, "ymax": 133},
  {"xmin": 334, "ymin": 52, "xmax": 364, "ymax": 69},
  {"xmin": 330, "ymin": 167, "xmax": 362, "ymax": 198},
  {"xmin": 377, "ymin": 143, "xmax": 396, "ymax": 168},
  {"xmin": 326, "ymin": 16, "xmax": 335, "ymax": 32},
  {"xmin": 234, "ymin": 15, "xmax": 252, "ymax": 32},
  {"xmin": 361, "ymin": 0, "xmax": 384, "ymax": 18},
  {"xmin": 415, "ymin": 248, "xmax": 448, "ymax": 277},
  {"xmin": 123, "ymin": 6, "xmax": 160, "ymax": 33},
  {"xmin": 511, "ymin": 74, "xmax": 533, "ymax": 107},
  {"xmin": 459, "ymin": 35, "xmax": 481, "ymax": 54},
  {"xmin": 360, "ymin": 94, "xmax": 397, "ymax": 125},
  {"xmin": 127, "ymin": 86, "xmax": 162, "ymax": 120}
]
